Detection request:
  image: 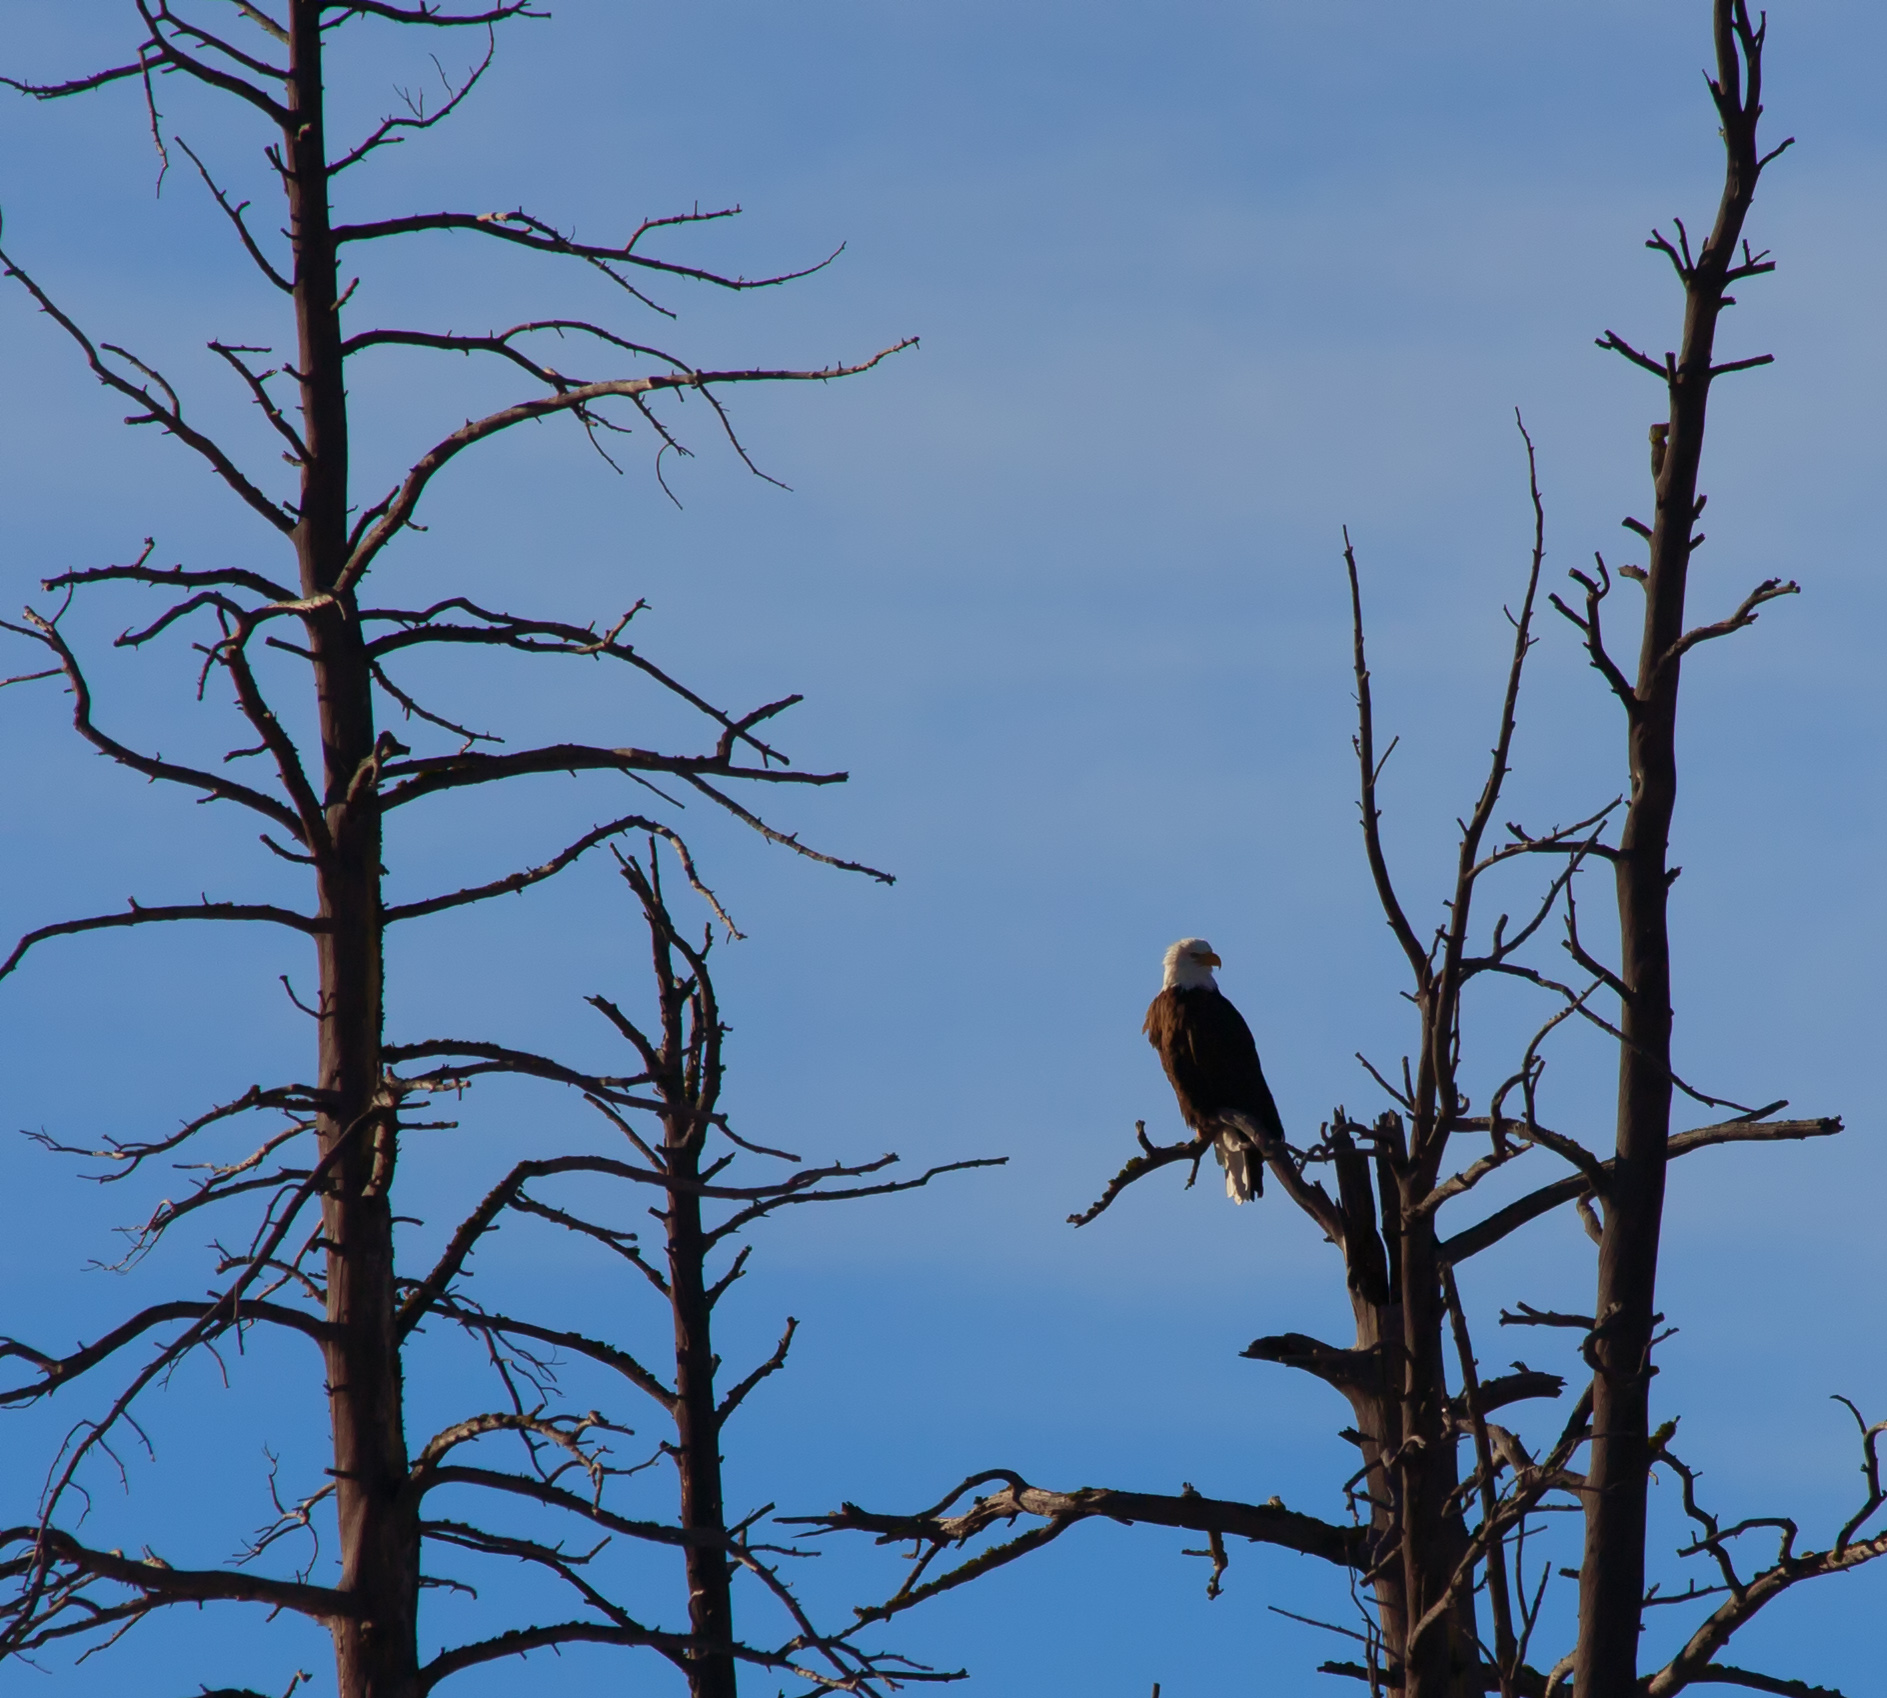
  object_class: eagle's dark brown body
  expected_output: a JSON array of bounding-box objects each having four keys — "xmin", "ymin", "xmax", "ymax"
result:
[{"xmin": 1143, "ymin": 985, "xmax": 1284, "ymax": 1196}]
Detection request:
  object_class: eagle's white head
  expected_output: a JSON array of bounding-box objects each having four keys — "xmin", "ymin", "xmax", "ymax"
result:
[{"xmin": 1161, "ymin": 937, "xmax": 1223, "ymax": 991}]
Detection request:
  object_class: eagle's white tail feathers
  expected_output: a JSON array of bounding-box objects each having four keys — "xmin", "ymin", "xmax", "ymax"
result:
[{"xmin": 1215, "ymin": 1132, "xmax": 1257, "ymax": 1205}]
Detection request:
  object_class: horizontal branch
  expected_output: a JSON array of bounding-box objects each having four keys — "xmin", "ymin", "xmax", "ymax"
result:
[
  {"xmin": 43, "ymin": 557, "xmax": 296, "ymax": 603},
  {"xmin": 0, "ymin": 63, "xmax": 145, "ymax": 101},
  {"xmin": 332, "ymin": 202, "xmax": 835, "ymax": 295},
  {"xmin": 385, "ymin": 1038, "xmax": 653, "ymax": 1102},
  {"xmin": 417, "ymin": 1624, "xmax": 690, "ymax": 1693},
  {"xmin": 378, "ymin": 742, "xmax": 844, "ymax": 809},
  {"xmin": 28, "ymin": 1081, "xmax": 319, "ymax": 1177},
  {"xmin": 327, "ymin": 3, "xmax": 547, "ymax": 26},
  {"xmin": 384, "ymin": 812, "xmax": 665, "ymax": 922},
  {"xmin": 1242, "ymin": 1333, "xmax": 1382, "ymax": 1399},
  {"xmin": 340, "ymin": 346, "xmax": 914, "ymax": 591},
  {"xmin": 0, "ymin": 1526, "xmax": 354, "ymax": 1623},
  {"xmin": 706, "ymin": 1156, "xmax": 1004, "ymax": 1244},
  {"xmin": 0, "ymin": 1298, "xmax": 328, "ymax": 1405},
  {"xmin": 1462, "ymin": 1369, "xmax": 1567, "ymax": 1421},
  {"xmin": 1683, "ymin": 1670, "xmax": 1848, "ymax": 1698},
  {"xmin": 364, "ymin": 596, "xmax": 798, "ymax": 768},
  {"xmin": 0, "ymin": 899, "xmax": 320, "ymax": 985},
  {"xmin": 427, "ymin": 1303, "xmax": 675, "ymax": 1410},
  {"xmin": 417, "ymin": 1467, "xmax": 743, "ymax": 1572},
  {"xmin": 1440, "ymin": 1116, "xmax": 1842, "ymax": 1264},
  {"xmin": 792, "ymin": 1473, "xmax": 1365, "ymax": 1626}
]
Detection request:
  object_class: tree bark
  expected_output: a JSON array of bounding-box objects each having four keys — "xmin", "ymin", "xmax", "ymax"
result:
[
  {"xmin": 636, "ymin": 880, "xmax": 740, "ymax": 1698},
  {"xmin": 1397, "ymin": 1173, "xmax": 1478, "ymax": 1698},
  {"xmin": 668, "ymin": 1131, "xmax": 737, "ymax": 1698},
  {"xmin": 287, "ymin": 6, "xmax": 417, "ymax": 1693},
  {"xmin": 1575, "ymin": 8, "xmax": 1776, "ymax": 1692}
]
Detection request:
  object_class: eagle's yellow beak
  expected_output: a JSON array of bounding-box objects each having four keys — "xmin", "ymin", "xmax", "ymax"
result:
[{"xmin": 1196, "ymin": 950, "xmax": 1223, "ymax": 968}]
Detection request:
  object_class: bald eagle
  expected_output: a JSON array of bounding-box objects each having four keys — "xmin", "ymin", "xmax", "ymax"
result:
[{"xmin": 1143, "ymin": 938, "xmax": 1284, "ymax": 1203}]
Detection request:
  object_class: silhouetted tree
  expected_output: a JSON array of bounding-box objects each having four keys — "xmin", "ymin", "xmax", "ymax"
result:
[
  {"xmin": 0, "ymin": 6, "xmax": 955, "ymax": 1697},
  {"xmin": 803, "ymin": 8, "xmax": 1886, "ymax": 1697}
]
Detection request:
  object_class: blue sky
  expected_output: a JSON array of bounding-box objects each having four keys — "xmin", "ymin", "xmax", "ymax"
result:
[{"xmin": 1, "ymin": 3, "xmax": 1883, "ymax": 1694}]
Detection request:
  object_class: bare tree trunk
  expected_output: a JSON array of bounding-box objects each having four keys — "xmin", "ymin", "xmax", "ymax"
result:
[
  {"xmin": 1574, "ymin": 8, "xmax": 1783, "ymax": 1691},
  {"xmin": 1398, "ymin": 1204, "xmax": 1475, "ymax": 1698},
  {"xmin": 285, "ymin": 4, "xmax": 417, "ymax": 1690},
  {"xmin": 1337, "ymin": 1131, "xmax": 1411, "ymax": 1669},
  {"xmin": 663, "ymin": 1059, "xmax": 738, "ymax": 1698}
]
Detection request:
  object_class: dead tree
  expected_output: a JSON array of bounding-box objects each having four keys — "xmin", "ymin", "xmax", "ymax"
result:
[
  {"xmin": 799, "ymin": 8, "xmax": 1885, "ymax": 1694},
  {"xmin": 0, "ymin": 5, "xmax": 931, "ymax": 1696},
  {"xmin": 382, "ymin": 844, "xmax": 997, "ymax": 1698},
  {"xmin": 1567, "ymin": 8, "xmax": 1799, "ymax": 1692},
  {"xmin": 803, "ymin": 459, "xmax": 1881, "ymax": 1698},
  {"xmin": 0, "ymin": 838, "xmax": 994, "ymax": 1697}
]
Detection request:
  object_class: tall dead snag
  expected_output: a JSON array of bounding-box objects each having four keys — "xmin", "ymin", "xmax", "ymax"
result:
[
  {"xmin": 0, "ymin": 6, "xmax": 917, "ymax": 1697},
  {"xmin": 1568, "ymin": 7, "xmax": 1795, "ymax": 1691},
  {"xmin": 386, "ymin": 845, "xmax": 997, "ymax": 1698},
  {"xmin": 803, "ymin": 13, "xmax": 1887, "ymax": 1681},
  {"xmin": 804, "ymin": 430, "xmax": 1634, "ymax": 1698},
  {"xmin": 807, "ymin": 465, "xmax": 1880, "ymax": 1698}
]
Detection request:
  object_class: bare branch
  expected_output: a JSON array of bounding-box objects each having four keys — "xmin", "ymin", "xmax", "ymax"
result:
[
  {"xmin": 384, "ymin": 812, "xmax": 667, "ymax": 922},
  {"xmin": 0, "ymin": 898, "xmax": 319, "ymax": 985},
  {"xmin": 1441, "ymin": 1115, "xmax": 1843, "ymax": 1264},
  {"xmin": 0, "ymin": 250, "xmax": 294, "ymax": 531},
  {"xmin": 129, "ymin": 5, "xmax": 290, "ymax": 124},
  {"xmin": 1644, "ymin": 1411, "xmax": 1887, "ymax": 1698},
  {"xmin": 1067, "ymin": 1124, "xmax": 1211, "ymax": 1228},
  {"xmin": 377, "ymin": 741, "xmax": 841, "ymax": 810},
  {"xmin": 208, "ymin": 342, "xmax": 307, "ymax": 459},
  {"xmin": 0, "ymin": 605, "xmax": 309, "ymax": 840},
  {"xmin": 324, "ymin": 3, "xmax": 548, "ymax": 28},
  {"xmin": 1550, "ymin": 556, "xmax": 1638, "ymax": 713},
  {"xmin": 1344, "ymin": 530, "xmax": 1430, "ymax": 984},
  {"xmin": 679, "ymin": 773, "xmax": 895, "ymax": 885},
  {"xmin": 1652, "ymin": 578, "xmax": 1799, "ymax": 684},
  {"xmin": 1679, "ymin": 1671, "xmax": 1846, "ymax": 1698},
  {"xmin": 704, "ymin": 1155, "xmax": 1006, "ymax": 1244},
  {"xmin": 793, "ymin": 1475, "xmax": 1365, "ymax": 1627},
  {"xmin": 0, "ymin": 63, "xmax": 147, "ymax": 101},
  {"xmin": 1241, "ymin": 1332, "xmax": 1383, "ymax": 1398},
  {"xmin": 43, "ymin": 547, "xmax": 295, "ymax": 604},
  {"xmin": 1220, "ymin": 1111, "xmax": 1348, "ymax": 1246},
  {"xmin": 363, "ymin": 596, "xmax": 795, "ymax": 769},
  {"xmin": 338, "ymin": 345, "xmax": 916, "ymax": 594},
  {"xmin": 716, "ymin": 1318, "xmax": 796, "ymax": 1428},
  {"xmin": 1595, "ymin": 330, "xmax": 1671, "ymax": 380},
  {"xmin": 329, "ymin": 31, "xmax": 496, "ymax": 174},
  {"xmin": 0, "ymin": 1526, "xmax": 353, "ymax": 1625},
  {"xmin": 0, "ymin": 1300, "xmax": 327, "ymax": 1406},
  {"xmin": 26, "ymin": 1080, "xmax": 316, "ymax": 1177},
  {"xmin": 332, "ymin": 201, "xmax": 839, "ymax": 299},
  {"xmin": 174, "ymin": 137, "xmax": 291, "ymax": 292}
]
